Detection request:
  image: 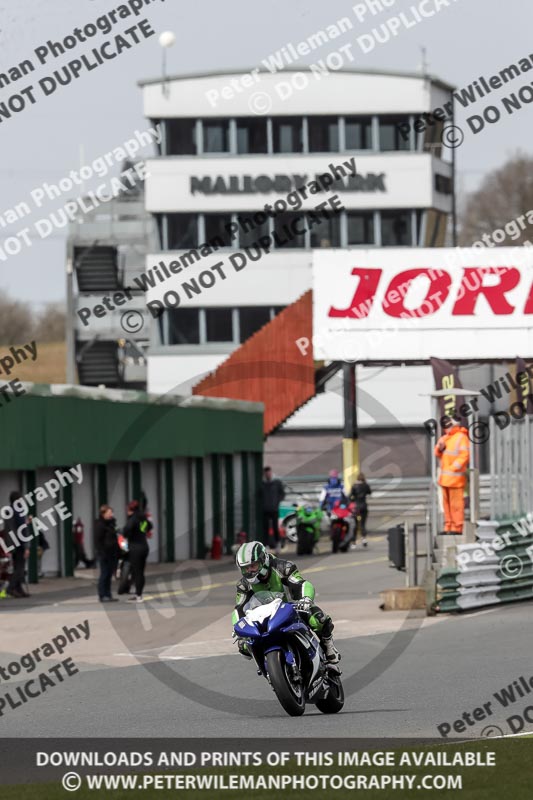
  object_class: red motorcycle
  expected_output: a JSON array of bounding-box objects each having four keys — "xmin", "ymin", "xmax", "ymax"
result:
[{"xmin": 330, "ymin": 500, "xmax": 356, "ymax": 553}]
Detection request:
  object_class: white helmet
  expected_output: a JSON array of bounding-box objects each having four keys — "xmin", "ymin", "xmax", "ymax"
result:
[{"xmin": 236, "ymin": 541, "xmax": 270, "ymax": 584}]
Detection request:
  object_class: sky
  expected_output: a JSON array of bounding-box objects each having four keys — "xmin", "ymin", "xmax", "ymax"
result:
[{"xmin": 1, "ymin": 0, "xmax": 532, "ymax": 307}]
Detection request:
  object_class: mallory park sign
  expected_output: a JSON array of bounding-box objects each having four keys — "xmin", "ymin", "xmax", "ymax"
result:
[{"xmin": 190, "ymin": 172, "xmax": 386, "ymax": 195}]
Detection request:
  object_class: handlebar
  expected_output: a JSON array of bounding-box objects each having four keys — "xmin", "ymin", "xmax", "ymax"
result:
[{"xmin": 289, "ymin": 601, "xmax": 312, "ymax": 614}]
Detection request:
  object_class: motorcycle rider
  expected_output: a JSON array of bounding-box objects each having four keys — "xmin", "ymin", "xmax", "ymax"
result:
[
  {"xmin": 348, "ymin": 472, "xmax": 372, "ymax": 548},
  {"xmin": 232, "ymin": 541, "xmax": 340, "ymax": 664},
  {"xmin": 319, "ymin": 469, "xmax": 346, "ymax": 513}
]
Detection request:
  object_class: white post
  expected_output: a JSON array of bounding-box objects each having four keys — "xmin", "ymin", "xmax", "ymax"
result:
[{"xmin": 489, "ymin": 415, "xmax": 496, "ymax": 519}]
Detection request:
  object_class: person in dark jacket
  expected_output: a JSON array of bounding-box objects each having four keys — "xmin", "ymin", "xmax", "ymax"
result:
[
  {"xmin": 122, "ymin": 500, "xmax": 152, "ymax": 602},
  {"xmin": 349, "ymin": 472, "xmax": 372, "ymax": 547},
  {"xmin": 260, "ymin": 467, "xmax": 285, "ymax": 554},
  {"xmin": 94, "ymin": 505, "xmax": 120, "ymax": 602},
  {"xmin": 5, "ymin": 492, "xmax": 30, "ymax": 598}
]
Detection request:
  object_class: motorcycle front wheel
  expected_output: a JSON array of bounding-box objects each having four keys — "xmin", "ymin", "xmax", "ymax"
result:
[
  {"xmin": 282, "ymin": 514, "xmax": 298, "ymax": 543},
  {"xmin": 266, "ymin": 650, "xmax": 305, "ymax": 717}
]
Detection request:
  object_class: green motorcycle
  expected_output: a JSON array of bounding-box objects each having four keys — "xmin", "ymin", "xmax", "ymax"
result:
[{"xmin": 295, "ymin": 505, "xmax": 322, "ymax": 555}]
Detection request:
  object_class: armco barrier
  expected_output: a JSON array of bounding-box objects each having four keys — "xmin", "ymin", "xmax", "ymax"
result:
[{"xmin": 435, "ymin": 516, "xmax": 533, "ymax": 612}]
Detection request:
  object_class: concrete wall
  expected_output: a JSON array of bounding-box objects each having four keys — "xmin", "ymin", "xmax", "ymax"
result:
[
  {"xmin": 139, "ymin": 460, "xmax": 159, "ymax": 563},
  {"xmin": 71, "ymin": 465, "xmax": 96, "ymax": 561}
]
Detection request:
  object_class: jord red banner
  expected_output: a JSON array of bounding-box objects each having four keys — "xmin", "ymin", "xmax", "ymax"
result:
[{"xmin": 312, "ymin": 248, "xmax": 533, "ymax": 362}]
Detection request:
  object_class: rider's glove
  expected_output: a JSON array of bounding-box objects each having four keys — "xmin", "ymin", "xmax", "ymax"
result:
[{"xmin": 296, "ymin": 597, "xmax": 312, "ymax": 614}]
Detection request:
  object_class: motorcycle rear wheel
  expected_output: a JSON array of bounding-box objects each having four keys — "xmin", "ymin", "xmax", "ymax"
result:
[
  {"xmin": 316, "ymin": 673, "xmax": 344, "ymax": 714},
  {"xmin": 117, "ymin": 562, "xmax": 132, "ymax": 595},
  {"xmin": 266, "ymin": 650, "xmax": 305, "ymax": 717}
]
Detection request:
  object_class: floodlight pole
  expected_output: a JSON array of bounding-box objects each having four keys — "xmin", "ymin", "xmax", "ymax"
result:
[
  {"xmin": 162, "ymin": 49, "xmax": 168, "ymax": 97},
  {"xmin": 159, "ymin": 32, "xmax": 176, "ymax": 97}
]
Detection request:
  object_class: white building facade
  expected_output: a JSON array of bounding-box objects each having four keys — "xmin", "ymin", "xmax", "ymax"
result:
[{"xmin": 139, "ymin": 69, "xmax": 455, "ymax": 430}]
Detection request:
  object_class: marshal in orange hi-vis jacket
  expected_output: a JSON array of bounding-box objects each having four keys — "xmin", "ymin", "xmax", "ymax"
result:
[{"xmin": 434, "ymin": 417, "xmax": 470, "ymax": 534}]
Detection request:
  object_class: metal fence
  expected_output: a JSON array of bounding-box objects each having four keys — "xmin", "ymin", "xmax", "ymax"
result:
[{"xmin": 489, "ymin": 415, "xmax": 533, "ymax": 519}]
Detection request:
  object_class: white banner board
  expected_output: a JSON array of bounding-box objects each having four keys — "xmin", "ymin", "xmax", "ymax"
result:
[
  {"xmin": 312, "ymin": 248, "xmax": 533, "ymax": 361},
  {"xmin": 144, "ymin": 154, "xmax": 440, "ymax": 212}
]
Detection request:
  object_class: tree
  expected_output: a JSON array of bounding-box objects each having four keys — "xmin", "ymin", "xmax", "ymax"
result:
[
  {"xmin": 459, "ymin": 153, "xmax": 533, "ymax": 246},
  {"xmin": 34, "ymin": 303, "xmax": 65, "ymax": 342},
  {"xmin": 0, "ymin": 293, "xmax": 34, "ymax": 345},
  {"xmin": 0, "ymin": 295, "xmax": 66, "ymax": 345}
]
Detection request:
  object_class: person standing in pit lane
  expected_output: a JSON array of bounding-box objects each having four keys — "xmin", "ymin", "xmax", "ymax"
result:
[
  {"xmin": 122, "ymin": 500, "xmax": 152, "ymax": 603},
  {"xmin": 349, "ymin": 472, "xmax": 372, "ymax": 548}
]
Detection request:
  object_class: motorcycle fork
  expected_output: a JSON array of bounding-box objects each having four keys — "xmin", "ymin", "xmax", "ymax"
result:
[{"xmin": 285, "ymin": 646, "xmax": 303, "ymax": 686}]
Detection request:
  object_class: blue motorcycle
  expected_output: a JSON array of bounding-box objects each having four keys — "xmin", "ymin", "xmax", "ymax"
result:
[{"xmin": 233, "ymin": 591, "xmax": 344, "ymax": 717}]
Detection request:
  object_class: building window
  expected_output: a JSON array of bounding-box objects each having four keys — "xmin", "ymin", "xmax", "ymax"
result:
[
  {"xmin": 415, "ymin": 209, "xmax": 423, "ymax": 245},
  {"xmin": 239, "ymin": 307, "xmax": 271, "ymax": 342},
  {"xmin": 308, "ymin": 116, "xmax": 339, "ymax": 152},
  {"xmin": 379, "ymin": 116, "xmax": 411, "ymax": 151},
  {"xmin": 345, "ymin": 116, "xmax": 372, "ymax": 149},
  {"xmin": 150, "ymin": 119, "xmax": 163, "ymax": 155},
  {"xmin": 154, "ymin": 214, "xmax": 164, "ymax": 249},
  {"xmin": 168, "ymin": 309, "xmax": 200, "ymax": 345},
  {"xmin": 202, "ymin": 119, "xmax": 229, "ymax": 153},
  {"xmin": 204, "ymin": 214, "xmax": 233, "ymax": 247},
  {"xmin": 347, "ymin": 212, "xmax": 375, "ymax": 245},
  {"xmin": 381, "ymin": 211, "xmax": 412, "ymax": 246},
  {"xmin": 272, "ymin": 117, "xmax": 303, "ymax": 153},
  {"xmin": 274, "ymin": 212, "xmax": 306, "ymax": 247},
  {"xmin": 435, "ymin": 174, "xmax": 452, "ymax": 194},
  {"xmin": 166, "ymin": 119, "xmax": 196, "ymax": 155},
  {"xmin": 205, "ymin": 307, "xmax": 234, "ymax": 342},
  {"xmin": 238, "ymin": 213, "xmax": 270, "ymax": 248},
  {"xmin": 309, "ymin": 212, "xmax": 341, "ymax": 247},
  {"xmin": 167, "ymin": 214, "xmax": 198, "ymax": 249},
  {"xmin": 236, "ymin": 117, "xmax": 268, "ymax": 154},
  {"xmin": 421, "ymin": 119, "xmax": 445, "ymax": 157}
]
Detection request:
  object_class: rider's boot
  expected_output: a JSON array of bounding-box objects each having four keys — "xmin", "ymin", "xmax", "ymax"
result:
[{"xmin": 321, "ymin": 635, "xmax": 341, "ymax": 664}]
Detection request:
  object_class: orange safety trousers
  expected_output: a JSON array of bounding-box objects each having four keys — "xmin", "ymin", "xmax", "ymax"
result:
[{"xmin": 441, "ymin": 486, "xmax": 464, "ymax": 533}]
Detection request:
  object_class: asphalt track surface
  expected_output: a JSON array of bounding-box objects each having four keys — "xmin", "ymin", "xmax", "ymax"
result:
[{"xmin": 2, "ymin": 535, "xmax": 533, "ymax": 740}]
